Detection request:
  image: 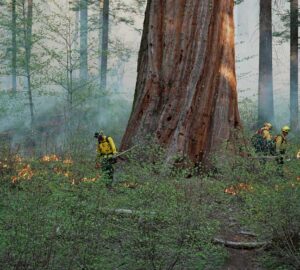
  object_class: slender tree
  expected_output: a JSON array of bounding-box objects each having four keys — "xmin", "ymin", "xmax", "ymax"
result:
[
  {"xmin": 100, "ymin": 0, "xmax": 109, "ymax": 90},
  {"xmin": 258, "ymin": 0, "xmax": 274, "ymax": 126},
  {"xmin": 23, "ymin": 0, "xmax": 34, "ymax": 128},
  {"xmin": 41, "ymin": 3, "xmax": 80, "ymax": 111},
  {"xmin": 11, "ymin": 0, "xmax": 17, "ymax": 93},
  {"xmin": 80, "ymin": 0, "xmax": 88, "ymax": 81},
  {"xmin": 290, "ymin": 0, "xmax": 298, "ymax": 130},
  {"xmin": 98, "ymin": 0, "xmax": 103, "ymax": 83},
  {"xmin": 74, "ymin": 1, "xmax": 80, "ymax": 51},
  {"xmin": 121, "ymin": 0, "xmax": 241, "ymax": 163}
]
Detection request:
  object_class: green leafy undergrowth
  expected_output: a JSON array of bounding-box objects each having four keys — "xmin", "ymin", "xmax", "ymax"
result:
[
  {"xmin": 0, "ymin": 147, "xmax": 227, "ymax": 270},
  {"xmin": 216, "ymin": 146, "xmax": 300, "ymax": 270}
]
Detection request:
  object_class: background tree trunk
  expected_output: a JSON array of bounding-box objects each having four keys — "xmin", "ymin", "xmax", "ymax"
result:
[
  {"xmin": 25, "ymin": 0, "xmax": 34, "ymax": 128},
  {"xmin": 258, "ymin": 0, "xmax": 274, "ymax": 126},
  {"xmin": 80, "ymin": 0, "xmax": 88, "ymax": 81},
  {"xmin": 290, "ymin": 0, "xmax": 298, "ymax": 130},
  {"xmin": 121, "ymin": 0, "xmax": 241, "ymax": 163},
  {"xmin": 100, "ymin": 0, "xmax": 109, "ymax": 90},
  {"xmin": 98, "ymin": 0, "xmax": 103, "ymax": 84},
  {"xmin": 74, "ymin": 2, "xmax": 80, "ymax": 55},
  {"xmin": 12, "ymin": 0, "xmax": 17, "ymax": 93}
]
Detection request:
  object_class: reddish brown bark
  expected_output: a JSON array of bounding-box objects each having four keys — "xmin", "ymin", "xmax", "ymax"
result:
[{"xmin": 121, "ymin": 0, "xmax": 241, "ymax": 163}]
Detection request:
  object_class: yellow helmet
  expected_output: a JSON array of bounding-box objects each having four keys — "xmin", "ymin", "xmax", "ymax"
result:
[
  {"xmin": 264, "ymin": 122, "xmax": 272, "ymax": 129},
  {"xmin": 282, "ymin": 125, "xmax": 290, "ymax": 133}
]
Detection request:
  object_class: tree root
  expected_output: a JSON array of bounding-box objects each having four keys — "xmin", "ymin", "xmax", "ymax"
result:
[{"xmin": 101, "ymin": 208, "xmax": 269, "ymax": 250}]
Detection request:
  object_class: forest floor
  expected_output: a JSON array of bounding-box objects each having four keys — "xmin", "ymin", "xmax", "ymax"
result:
[
  {"xmin": 3, "ymin": 146, "xmax": 298, "ymax": 270},
  {"xmin": 217, "ymin": 207, "xmax": 265, "ymax": 270},
  {"xmin": 224, "ymin": 248, "xmax": 263, "ymax": 270}
]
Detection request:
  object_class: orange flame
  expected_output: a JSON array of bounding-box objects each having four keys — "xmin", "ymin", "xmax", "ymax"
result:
[
  {"xmin": 63, "ymin": 158, "xmax": 73, "ymax": 165},
  {"xmin": 224, "ymin": 186, "xmax": 237, "ymax": 195},
  {"xmin": 81, "ymin": 177, "xmax": 97, "ymax": 182},
  {"xmin": 53, "ymin": 167, "xmax": 71, "ymax": 178},
  {"xmin": 12, "ymin": 164, "xmax": 34, "ymax": 183},
  {"xmin": 41, "ymin": 154, "xmax": 60, "ymax": 162},
  {"xmin": 14, "ymin": 155, "xmax": 23, "ymax": 163},
  {"xmin": 81, "ymin": 174, "xmax": 100, "ymax": 183},
  {"xmin": 224, "ymin": 183, "xmax": 253, "ymax": 196}
]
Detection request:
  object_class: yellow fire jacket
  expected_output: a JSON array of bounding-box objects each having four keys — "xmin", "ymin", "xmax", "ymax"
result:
[
  {"xmin": 97, "ymin": 136, "xmax": 117, "ymax": 155},
  {"xmin": 261, "ymin": 128, "xmax": 272, "ymax": 141},
  {"xmin": 275, "ymin": 134, "xmax": 287, "ymax": 154}
]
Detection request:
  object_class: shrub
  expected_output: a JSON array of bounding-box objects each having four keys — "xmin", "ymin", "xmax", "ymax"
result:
[
  {"xmin": 0, "ymin": 144, "xmax": 227, "ymax": 270},
  {"xmin": 216, "ymin": 139, "xmax": 300, "ymax": 270}
]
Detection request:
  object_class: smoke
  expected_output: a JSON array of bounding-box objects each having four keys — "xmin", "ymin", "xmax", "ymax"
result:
[
  {"xmin": 235, "ymin": 0, "xmax": 293, "ymax": 128},
  {"xmin": 0, "ymin": 0, "xmax": 143, "ymax": 155},
  {"xmin": 0, "ymin": 0, "xmax": 295, "ymax": 154}
]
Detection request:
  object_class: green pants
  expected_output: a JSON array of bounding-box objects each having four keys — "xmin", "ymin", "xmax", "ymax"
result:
[
  {"xmin": 96, "ymin": 155, "xmax": 116, "ymax": 180},
  {"xmin": 275, "ymin": 155, "xmax": 284, "ymax": 177},
  {"xmin": 101, "ymin": 158, "xmax": 114, "ymax": 179}
]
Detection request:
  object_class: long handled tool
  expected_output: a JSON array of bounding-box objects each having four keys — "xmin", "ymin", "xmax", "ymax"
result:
[{"xmin": 113, "ymin": 145, "xmax": 139, "ymax": 159}]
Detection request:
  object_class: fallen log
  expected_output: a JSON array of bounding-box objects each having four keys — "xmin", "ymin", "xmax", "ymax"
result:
[
  {"xmin": 213, "ymin": 237, "xmax": 270, "ymax": 249},
  {"xmin": 100, "ymin": 208, "xmax": 156, "ymax": 216},
  {"xmin": 100, "ymin": 208, "xmax": 270, "ymax": 250},
  {"xmin": 100, "ymin": 208, "xmax": 267, "ymax": 248}
]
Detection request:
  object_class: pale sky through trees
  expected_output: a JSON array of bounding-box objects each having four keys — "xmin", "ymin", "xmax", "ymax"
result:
[
  {"xmin": 0, "ymin": 0, "xmax": 296, "ymax": 125},
  {"xmin": 235, "ymin": 0, "xmax": 298, "ymax": 125},
  {"xmin": 120, "ymin": 0, "xmax": 296, "ymax": 125},
  {"xmin": 97, "ymin": 0, "xmax": 295, "ymax": 126}
]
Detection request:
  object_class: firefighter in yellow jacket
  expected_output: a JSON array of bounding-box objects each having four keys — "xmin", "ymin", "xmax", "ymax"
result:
[
  {"xmin": 252, "ymin": 122, "xmax": 273, "ymax": 153},
  {"xmin": 275, "ymin": 126, "xmax": 290, "ymax": 155},
  {"xmin": 260, "ymin": 122, "xmax": 273, "ymax": 141},
  {"xmin": 274, "ymin": 125, "xmax": 290, "ymax": 166},
  {"xmin": 95, "ymin": 131, "xmax": 117, "ymax": 180}
]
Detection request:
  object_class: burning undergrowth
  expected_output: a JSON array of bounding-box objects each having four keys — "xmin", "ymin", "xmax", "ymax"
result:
[
  {"xmin": 0, "ymin": 146, "xmax": 229, "ymax": 270},
  {"xmin": 1, "ymin": 153, "xmax": 101, "ymax": 185},
  {"xmin": 215, "ymin": 146, "xmax": 300, "ymax": 269}
]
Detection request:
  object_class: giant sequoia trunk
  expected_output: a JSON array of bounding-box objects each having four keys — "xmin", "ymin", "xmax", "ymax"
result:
[
  {"xmin": 258, "ymin": 0, "xmax": 274, "ymax": 125},
  {"xmin": 290, "ymin": 0, "xmax": 298, "ymax": 130},
  {"xmin": 121, "ymin": 0, "xmax": 241, "ymax": 163}
]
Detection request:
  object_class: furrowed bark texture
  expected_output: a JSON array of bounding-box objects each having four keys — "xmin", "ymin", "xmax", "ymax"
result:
[{"xmin": 121, "ymin": 0, "xmax": 241, "ymax": 163}]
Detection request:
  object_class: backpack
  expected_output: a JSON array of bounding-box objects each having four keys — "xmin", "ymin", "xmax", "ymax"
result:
[
  {"xmin": 251, "ymin": 128, "xmax": 273, "ymax": 153},
  {"xmin": 251, "ymin": 133, "xmax": 266, "ymax": 153},
  {"xmin": 98, "ymin": 136, "xmax": 114, "ymax": 154}
]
